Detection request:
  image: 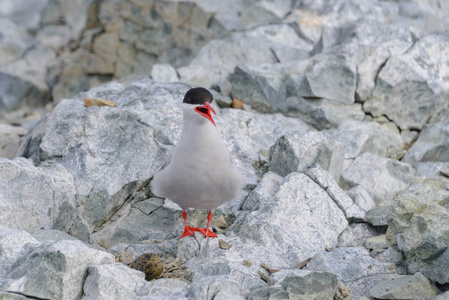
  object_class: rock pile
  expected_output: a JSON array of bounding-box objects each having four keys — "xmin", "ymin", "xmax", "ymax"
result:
[{"xmin": 1, "ymin": 0, "xmax": 449, "ymax": 299}]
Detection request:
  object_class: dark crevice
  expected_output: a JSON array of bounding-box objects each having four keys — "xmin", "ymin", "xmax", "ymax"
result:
[{"xmin": 270, "ymin": 48, "xmax": 281, "ymax": 63}]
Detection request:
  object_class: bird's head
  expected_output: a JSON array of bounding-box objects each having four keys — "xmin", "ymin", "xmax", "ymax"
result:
[{"xmin": 183, "ymin": 87, "xmax": 216, "ymax": 126}]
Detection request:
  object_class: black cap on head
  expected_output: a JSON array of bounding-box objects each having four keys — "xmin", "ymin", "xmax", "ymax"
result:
[{"xmin": 183, "ymin": 87, "xmax": 213, "ymax": 105}]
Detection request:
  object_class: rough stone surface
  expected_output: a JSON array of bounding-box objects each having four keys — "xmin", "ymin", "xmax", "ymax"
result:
[
  {"xmin": 306, "ymin": 247, "xmax": 397, "ymax": 299},
  {"xmin": 402, "ymin": 121, "xmax": 449, "ymax": 165},
  {"xmin": 341, "ymin": 152, "xmax": 416, "ymax": 206},
  {"xmin": 0, "ymin": 158, "xmax": 77, "ymax": 233},
  {"xmin": 364, "ymin": 206, "xmax": 392, "ymax": 226},
  {"xmin": 0, "ymin": 239, "xmax": 114, "ymax": 300},
  {"xmin": 82, "ymin": 263, "xmax": 148, "ymax": 300},
  {"xmin": 338, "ymin": 223, "xmax": 379, "ymax": 248},
  {"xmin": 333, "ymin": 120, "xmax": 404, "ymax": 160},
  {"xmin": 388, "ymin": 180, "xmax": 449, "ymax": 284},
  {"xmin": 269, "ymin": 131, "xmax": 346, "ymax": 181},
  {"xmin": 369, "ymin": 272, "xmax": 438, "ymax": 300},
  {"xmin": 232, "ymin": 172, "xmax": 348, "ymax": 253},
  {"xmin": 249, "ymin": 270, "xmax": 340, "ymax": 300},
  {"xmin": 0, "ymin": 124, "xmax": 27, "ymax": 159},
  {"xmin": 363, "ymin": 32, "xmax": 449, "ymax": 130}
]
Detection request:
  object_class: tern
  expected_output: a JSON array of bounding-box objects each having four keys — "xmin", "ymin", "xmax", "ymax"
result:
[{"xmin": 151, "ymin": 87, "xmax": 244, "ymax": 238}]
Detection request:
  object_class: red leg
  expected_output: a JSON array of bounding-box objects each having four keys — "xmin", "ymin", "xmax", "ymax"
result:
[
  {"xmin": 198, "ymin": 211, "xmax": 217, "ymax": 238},
  {"xmin": 180, "ymin": 211, "xmax": 199, "ymax": 239}
]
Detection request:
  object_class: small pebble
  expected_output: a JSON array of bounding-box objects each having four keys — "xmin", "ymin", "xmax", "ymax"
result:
[
  {"xmin": 84, "ymin": 97, "xmax": 117, "ymax": 107},
  {"xmin": 219, "ymin": 239, "xmax": 231, "ymax": 250},
  {"xmin": 243, "ymin": 260, "xmax": 252, "ymax": 266}
]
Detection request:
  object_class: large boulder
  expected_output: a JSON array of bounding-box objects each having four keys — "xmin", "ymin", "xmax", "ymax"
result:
[
  {"xmin": 232, "ymin": 171, "xmax": 348, "ymax": 252},
  {"xmin": 388, "ymin": 180, "xmax": 449, "ymax": 284},
  {"xmin": 0, "ymin": 237, "xmax": 114, "ymax": 300},
  {"xmin": 0, "ymin": 158, "xmax": 77, "ymax": 234},
  {"xmin": 363, "ymin": 32, "xmax": 449, "ymax": 130},
  {"xmin": 269, "ymin": 131, "xmax": 346, "ymax": 181},
  {"xmin": 341, "ymin": 152, "xmax": 415, "ymax": 206}
]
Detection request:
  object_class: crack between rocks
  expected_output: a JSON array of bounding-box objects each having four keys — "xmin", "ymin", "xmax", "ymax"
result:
[
  {"xmin": 270, "ymin": 47, "xmax": 281, "ymax": 63},
  {"xmin": 0, "ymin": 290, "xmax": 51, "ymax": 300},
  {"xmin": 303, "ymin": 171, "xmax": 348, "ymax": 218}
]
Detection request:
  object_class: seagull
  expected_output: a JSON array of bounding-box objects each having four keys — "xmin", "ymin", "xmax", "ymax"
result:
[{"xmin": 151, "ymin": 87, "xmax": 244, "ymax": 238}]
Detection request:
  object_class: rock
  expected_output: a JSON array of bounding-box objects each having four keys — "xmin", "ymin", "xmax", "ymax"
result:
[
  {"xmin": 82, "ymin": 263, "xmax": 148, "ymax": 300},
  {"xmin": 18, "ymin": 80, "xmax": 186, "ymax": 237},
  {"xmin": 178, "ymin": 23, "xmax": 311, "ymax": 88},
  {"xmin": 345, "ymin": 186, "xmax": 376, "ymax": 213},
  {"xmin": 269, "ymin": 131, "xmax": 346, "ymax": 181},
  {"xmin": 388, "ymin": 180, "xmax": 449, "ymax": 284},
  {"xmin": 0, "ymin": 124, "xmax": 27, "ymax": 159},
  {"xmin": 188, "ymin": 276, "xmax": 246, "ymax": 300},
  {"xmin": 341, "ymin": 152, "xmax": 415, "ymax": 206},
  {"xmin": 151, "ymin": 64, "xmax": 179, "ymax": 83},
  {"xmin": 363, "ymin": 32, "xmax": 449, "ymax": 130},
  {"xmin": 0, "ymin": 0, "xmax": 48, "ymax": 32},
  {"xmin": 433, "ymin": 291, "xmax": 449, "ymax": 300},
  {"xmin": 365, "ymin": 235, "xmax": 389, "ymax": 250},
  {"xmin": 364, "ymin": 206, "xmax": 392, "ymax": 226},
  {"xmin": 0, "ymin": 158, "xmax": 77, "ymax": 234},
  {"xmin": 306, "ymin": 247, "xmax": 397, "ymax": 299},
  {"xmin": 138, "ymin": 278, "xmax": 189, "ymax": 299},
  {"xmin": 305, "ymin": 165, "xmax": 366, "ymax": 219},
  {"xmin": 249, "ymin": 269, "xmax": 341, "ymax": 300},
  {"xmin": 402, "ymin": 121, "xmax": 449, "ymax": 165},
  {"xmin": 299, "ymin": 54, "xmax": 357, "ymax": 104},
  {"xmin": 0, "ymin": 226, "xmax": 41, "ymax": 279},
  {"xmin": 32, "ymin": 229, "xmax": 79, "ymax": 243},
  {"xmin": 333, "ymin": 120, "xmax": 404, "ymax": 160},
  {"xmin": 369, "ymin": 272, "xmax": 438, "ymax": 300},
  {"xmin": 232, "ymin": 171, "xmax": 348, "ymax": 252},
  {"xmin": 338, "ymin": 223, "xmax": 379, "ymax": 248},
  {"xmin": 0, "ymin": 239, "xmax": 114, "ymax": 300}
]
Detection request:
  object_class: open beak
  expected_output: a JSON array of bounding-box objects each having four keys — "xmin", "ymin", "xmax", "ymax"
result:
[{"xmin": 194, "ymin": 102, "xmax": 216, "ymax": 126}]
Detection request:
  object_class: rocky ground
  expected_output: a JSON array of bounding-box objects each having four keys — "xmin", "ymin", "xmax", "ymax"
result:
[{"xmin": 1, "ymin": 0, "xmax": 449, "ymax": 299}]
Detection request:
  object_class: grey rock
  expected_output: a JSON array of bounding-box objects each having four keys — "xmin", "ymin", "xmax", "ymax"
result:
[
  {"xmin": 269, "ymin": 131, "xmax": 346, "ymax": 181},
  {"xmin": 151, "ymin": 64, "xmax": 179, "ymax": 83},
  {"xmin": 363, "ymin": 32, "xmax": 449, "ymax": 130},
  {"xmin": 0, "ymin": 226, "xmax": 41, "ymax": 279},
  {"xmin": 338, "ymin": 223, "xmax": 379, "ymax": 248},
  {"xmin": 307, "ymin": 247, "xmax": 396, "ymax": 299},
  {"xmin": 137, "ymin": 278, "xmax": 189, "ymax": 300},
  {"xmin": 0, "ymin": 239, "xmax": 114, "ymax": 300},
  {"xmin": 249, "ymin": 269, "xmax": 340, "ymax": 300},
  {"xmin": 364, "ymin": 206, "xmax": 392, "ymax": 226},
  {"xmin": 0, "ymin": 158, "xmax": 77, "ymax": 234},
  {"xmin": 179, "ymin": 23, "xmax": 311, "ymax": 88},
  {"xmin": 365, "ymin": 235, "xmax": 389, "ymax": 250},
  {"xmin": 0, "ymin": 0, "xmax": 48, "ymax": 31},
  {"xmin": 188, "ymin": 276, "xmax": 246, "ymax": 300},
  {"xmin": 333, "ymin": 120, "xmax": 404, "ymax": 160},
  {"xmin": 341, "ymin": 152, "xmax": 415, "ymax": 206},
  {"xmin": 370, "ymin": 272, "xmax": 438, "ymax": 300},
  {"xmin": 388, "ymin": 180, "xmax": 449, "ymax": 283},
  {"xmin": 402, "ymin": 121, "xmax": 449, "ymax": 165},
  {"xmin": 345, "ymin": 186, "xmax": 376, "ymax": 213},
  {"xmin": 82, "ymin": 263, "xmax": 148, "ymax": 300},
  {"xmin": 299, "ymin": 54, "xmax": 357, "ymax": 105},
  {"xmin": 0, "ymin": 124, "xmax": 27, "ymax": 159},
  {"xmin": 32, "ymin": 229, "xmax": 79, "ymax": 243},
  {"xmin": 433, "ymin": 290, "xmax": 449, "ymax": 300},
  {"xmin": 232, "ymin": 172, "xmax": 348, "ymax": 252},
  {"xmin": 305, "ymin": 165, "xmax": 365, "ymax": 219},
  {"xmin": 0, "ymin": 291, "xmax": 30, "ymax": 299}
]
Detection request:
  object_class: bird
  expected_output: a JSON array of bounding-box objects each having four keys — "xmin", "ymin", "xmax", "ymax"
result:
[{"xmin": 151, "ymin": 87, "xmax": 244, "ymax": 238}]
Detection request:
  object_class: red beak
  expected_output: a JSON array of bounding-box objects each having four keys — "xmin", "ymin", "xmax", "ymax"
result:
[{"xmin": 194, "ymin": 102, "xmax": 216, "ymax": 126}]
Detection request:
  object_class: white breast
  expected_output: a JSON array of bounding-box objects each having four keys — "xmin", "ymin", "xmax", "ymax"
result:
[{"xmin": 151, "ymin": 106, "xmax": 244, "ymax": 210}]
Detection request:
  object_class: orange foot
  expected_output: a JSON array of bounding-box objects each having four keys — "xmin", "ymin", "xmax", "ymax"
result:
[
  {"xmin": 180, "ymin": 225, "xmax": 200, "ymax": 239},
  {"xmin": 198, "ymin": 227, "xmax": 217, "ymax": 238}
]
